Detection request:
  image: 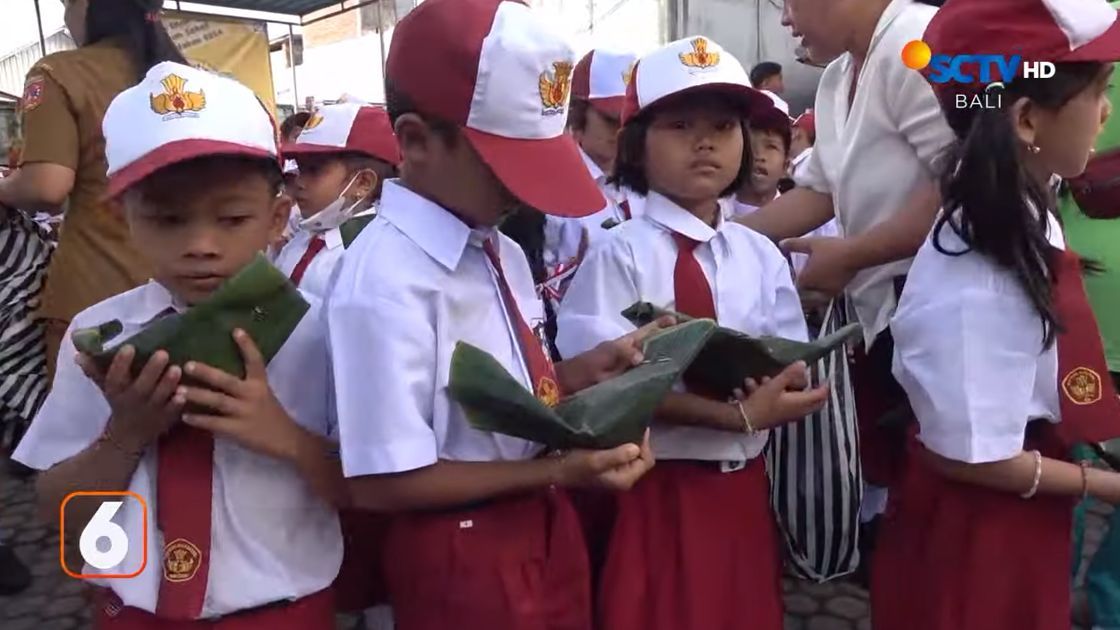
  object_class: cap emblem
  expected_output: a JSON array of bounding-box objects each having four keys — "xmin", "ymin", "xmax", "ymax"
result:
[
  {"xmin": 304, "ymin": 112, "xmax": 325, "ymax": 130},
  {"xmin": 539, "ymin": 61, "xmax": 574, "ymax": 116},
  {"xmin": 679, "ymin": 37, "xmax": 720, "ymax": 69},
  {"xmin": 150, "ymin": 74, "xmax": 206, "ymax": 119},
  {"xmin": 622, "ymin": 61, "xmax": 636, "ymax": 86}
]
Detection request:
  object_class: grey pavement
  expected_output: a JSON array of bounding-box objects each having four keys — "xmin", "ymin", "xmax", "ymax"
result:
[{"xmin": 0, "ymin": 461, "xmax": 1107, "ymax": 629}]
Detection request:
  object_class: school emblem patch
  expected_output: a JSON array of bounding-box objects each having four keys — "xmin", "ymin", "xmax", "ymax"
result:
[
  {"xmin": 679, "ymin": 37, "xmax": 720, "ymax": 69},
  {"xmin": 622, "ymin": 62, "xmax": 636, "ymax": 86},
  {"xmin": 150, "ymin": 74, "xmax": 206, "ymax": 119},
  {"xmin": 162, "ymin": 538, "xmax": 202, "ymax": 583},
  {"xmin": 537, "ymin": 376, "xmax": 561, "ymax": 407},
  {"xmin": 1063, "ymin": 367, "xmax": 1103, "ymax": 406},
  {"xmin": 539, "ymin": 61, "xmax": 574, "ymax": 116},
  {"xmin": 22, "ymin": 77, "xmax": 44, "ymax": 112},
  {"xmin": 304, "ymin": 112, "xmax": 324, "ymax": 130}
]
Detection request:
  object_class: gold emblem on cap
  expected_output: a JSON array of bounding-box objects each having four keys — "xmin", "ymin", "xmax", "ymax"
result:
[
  {"xmin": 537, "ymin": 376, "xmax": 561, "ymax": 407},
  {"xmin": 622, "ymin": 61, "xmax": 636, "ymax": 86},
  {"xmin": 679, "ymin": 37, "xmax": 720, "ymax": 69},
  {"xmin": 150, "ymin": 74, "xmax": 206, "ymax": 119},
  {"xmin": 162, "ymin": 538, "xmax": 202, "ymax": 583},
  {"xmin": 1063, "ymin": 367, "xmax": 1103, "ymax": 406},
  {"xmin": 539, "ymin": 61, "xmax": 574, "ymax": 116},
  {"xmin": 304, "ymin": 112, "xmax": 324, "ymax": 130}
]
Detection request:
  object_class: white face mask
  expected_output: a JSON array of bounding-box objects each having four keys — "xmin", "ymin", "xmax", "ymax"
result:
[{"xmin": 299, "ymin": 170, "xmax": 375, "ymax": 233}]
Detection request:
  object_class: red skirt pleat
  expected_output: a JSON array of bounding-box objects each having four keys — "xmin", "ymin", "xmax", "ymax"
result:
[
  {"xmin": 871, "ymin": 433, "xmax": 1073, "ymax": 630},
  {"xmin": 332, "ymin": 509, "xmax": 390, "ymax": 612},
  {"xmin": 383, "ymin": 488, "xmax": 591, "ymax": 630},
  {"xmin": 598, "ymin": 458, "xmax": 783, "ymax": 630}
]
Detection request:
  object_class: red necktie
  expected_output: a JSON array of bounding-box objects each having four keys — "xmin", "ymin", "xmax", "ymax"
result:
[
  {"xmin": 1051, "ymin": 246, "xmax": 1120, "ymax": 445},
  {"xmin": 672, "ymin": 233, "xmax": 716, "ymax": 319},
  {"xmin": 156, "ymin": 422, "xmax": 213, "ymax": 619},
  {"xmin": 289, "ymin": 235, "xmax": 326, "ymax": 287},
  {"xmin": 620, "ymin": 200, "xmax": 632, "ymax": 222},
  {"xmin": 482, "ymin": 239, "xmax": 562, "ymax": 406}
]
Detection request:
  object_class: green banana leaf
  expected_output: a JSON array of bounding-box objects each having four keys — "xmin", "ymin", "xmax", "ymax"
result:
[
  {"xmin": 622, "ymin": 301, "xmax": 862, "ymax": 399},
  {"xmin": 449, "ymin": 319, "xmax": 715, "ymax": 449},
  {"xmin": 1092, "ymin": 441, "xmax": 1120, "ymax": 471},
  {"xmin": 71, "ymin": 254, "xmax": 309, "ymax": 379},
  {"xmin": 601, "ymin": 218, "xmax": 621, "ymax": 230},
  {"xmin": 340, "ymin": 214, "xmax": 377, "ymax": 248}
]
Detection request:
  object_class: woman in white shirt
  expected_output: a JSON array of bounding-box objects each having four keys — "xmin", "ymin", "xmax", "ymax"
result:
[{"xmin": 873, "ymin": 1, "xmax": 1120, "ymax": 628}]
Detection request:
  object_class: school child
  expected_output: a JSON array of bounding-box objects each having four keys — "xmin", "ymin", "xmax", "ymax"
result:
[
  {"xmin": 274, "ymin": 103, "xmax": 401, "ymax": 297},
  {"xmin": 789, "ymin": 110, "xmax": 815, "ymax": 175},
  {"xmin": 555, "ymin": 36, "xmax": 830, "ymax": 630},
  {"xmin": 729, "ymin": 90, "xmax": 792, "ymax": 219},
  {"xmin": 325, "ymin": 0, "xmax": 659, "ymax": 628},
  {"xmin": 13, "ymin": 63, "xmax": 345, "ymax": 628},
  {"xmin": 871, "ymin": 0, "xmax": 1120, "ymax": 628}
]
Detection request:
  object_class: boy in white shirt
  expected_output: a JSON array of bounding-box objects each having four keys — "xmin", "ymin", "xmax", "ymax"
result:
[
  {"xmin": 14, "ymin": 63, "xmax": 345, "ymax": 628},
  {"xmin": 275, "ymin": 103, "xmax": 401, "ymax": 297},
  {"xmin": 326, "ymin": 0, "xmax": 658, "ymax": 627},
  {"xmin": 730, "ymin": 91, "xmax": 792, "ymax": 219}
]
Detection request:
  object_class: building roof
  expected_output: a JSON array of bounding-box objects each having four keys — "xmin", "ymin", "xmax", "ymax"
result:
[{"xmin": 178, "ymin": 0, "xmax": 356, "ymax": 18}]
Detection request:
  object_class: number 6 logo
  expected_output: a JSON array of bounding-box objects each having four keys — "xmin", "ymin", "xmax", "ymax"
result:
[{"xmin": 60, "ymin": 491, "xmax": 148, "ymax": 579}]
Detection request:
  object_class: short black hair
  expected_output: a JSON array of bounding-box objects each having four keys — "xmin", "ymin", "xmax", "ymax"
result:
[
  {"xmin": 750, "ymin": 62, "xmax": 783, "ymax": 88},
  {"xmin": 610, "ymin": 95, "xmax": 753, "ymax": 198},
  {"xmin": 385, "ymin": 80, "xmax": 460, "ymax": 146},
  {"xmin": 567, "ymin": 98, "xmax": 590, "ymax": 132},
  {"xmin": 281, "ymin": 112, "xmax": 311, "ymax": 140},
  {"xmin": 128, "ymin": 155, "xmax": 283, "ymax": 201},
  {"xmin": 750, "ymin": 121, "xmax": 792, "ymax": 155}
]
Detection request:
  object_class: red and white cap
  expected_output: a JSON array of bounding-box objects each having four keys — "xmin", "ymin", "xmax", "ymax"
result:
[
  {"xmin": 283, "ymin": 103, "xmax": 401, "ymax": 166},
  {"xmin": 793, "ymin": 110, "xmax": 815, "ymax": 137},
  {"xmin": 386, "ymin": 0, "xmax": 602, "ymax": 218},
  {"xmin": 750, "ymin": 89, "xmax": 793, "ymax": 132},
  {"xmin": 103, "ymin": 62, "xmax": 278, "ymax": 199},
  {"xmin": 572, "ymin": 49, "xmax": 639, "ymax": 118},
  {"xmin": 925, "ymin": 0, "xmax": 1120, "ymax": 66}
]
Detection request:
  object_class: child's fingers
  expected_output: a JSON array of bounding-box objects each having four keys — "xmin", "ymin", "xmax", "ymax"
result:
[
  {"xmin": 587, "ymin": 443, "xmax": 642, "ymax": 474},
  {"xmin": 184, "ymin": 361, "xmax": 245, "ymax": 397},
  {"xmin": 178, "ymin": 386, "xmax": 241, "ymax": 417},
  {"xmin": 75, "ymin": 353, "xmax": 105, "ymax": 386},
  {"xmin": 149, "ymin": 365, "xmax": 183, "ymax": 406},
  {"xmin": 232, "ymin": 329, "xmax": 267, "ymax": 380},
  {"xmin": 181, "ymin": 413, "xmax": 237, "ymax": 437},
  {"xmin": 104, "ymin": 345, "xmax": 136, "ymax": 394},
  {"xmin": 130, "ymin": 351, "xmax": 170, "ymax": 397}
]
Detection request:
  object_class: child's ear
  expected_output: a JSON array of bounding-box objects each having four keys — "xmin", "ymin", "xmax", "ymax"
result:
[
  {"xmin": 353, "ymin": 169, "xmax": 379, "ymax": 202},
  {"xmin": 268, "ymin": 194, "xmax": 293, "ymax": 243}
]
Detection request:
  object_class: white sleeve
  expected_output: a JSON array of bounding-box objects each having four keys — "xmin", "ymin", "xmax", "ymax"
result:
[
  {"xmin": 12, "ymin": 323, "xmax": 111, "ymax": 470},
  {"xmin": 891, "ymin": 288, "xmax": 1042, "ymax": 464},
  {"xmin": 889, "ymin": 67, "xmax": 955, "ymax": 174},
  {"xmin": 555, "ymin": 239, "xmax": 640, "ymax": 359},
  {"xmin": 327, "ymin": 291, "xmax": 439, "ymax": 477},
  {"xmin": 792, "ymin": 146, "xmax": 832, "ymax": 195}
]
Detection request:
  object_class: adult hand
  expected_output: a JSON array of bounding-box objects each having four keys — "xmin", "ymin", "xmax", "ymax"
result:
[
  {"xmin": 556, "ymin": 315, "xmax": 676, "ymax": 393},
  {"xmin": 76, "ymin": 346, "xmax": 183, "ymax": 454},
  {"xmin": 783, "ymin": 236, "xmax": 860, "ymax": 297}
]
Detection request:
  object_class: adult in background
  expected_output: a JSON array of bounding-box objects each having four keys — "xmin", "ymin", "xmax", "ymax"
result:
[
  {"xmin": 0, "ymin": 0, "xmax": 186, "ymax": 380},
  {"xmin": 750, "ymin": 61, "xmax": 785, "ymax": 95}
]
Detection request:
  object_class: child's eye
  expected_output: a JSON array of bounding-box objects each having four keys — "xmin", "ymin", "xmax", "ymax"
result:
[
  {"xmin": 670, "ymin": 119, "xmax": 689, "ymax": 130},
  {"xmin": 153, "ymin": 215, "xmax": 184, "ymax": 227},
  {"xmin": 714, "ymin": 120, "xmax": 736, "ymax": 131},
  {"xmin": 219, "ymin": 215, "xmax": 251, "ymax": 227}
]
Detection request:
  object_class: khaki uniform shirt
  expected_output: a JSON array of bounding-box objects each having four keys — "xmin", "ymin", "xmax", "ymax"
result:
[{"xmin": 20, "ymin": 40, "xmax": 151, "ymax": 323}]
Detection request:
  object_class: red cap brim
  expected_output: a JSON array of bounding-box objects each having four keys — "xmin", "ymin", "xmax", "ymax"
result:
[
  {"xmin": 1064, "ymin": 13, "xmax": 1120, "ymax": 62},
  {"xmin": 462, "ymin": 128, "xmax": 605, "ymax": 219},
  {"xmin": 589, "ymin": 96, "xmax": 626, "ymax": 120},
  {"xmin": 106, "ymin": 139, "xmax": 277, "ymax": 199}
]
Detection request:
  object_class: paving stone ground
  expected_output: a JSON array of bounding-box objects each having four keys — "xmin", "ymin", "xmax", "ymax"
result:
[{"xmin": 0, "ymin": 460, "xmax": 1108, "ymax": 629}]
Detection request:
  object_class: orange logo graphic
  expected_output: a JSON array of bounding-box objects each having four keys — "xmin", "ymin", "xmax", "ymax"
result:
[
  {"xmin": 1063, "ymin": 367, "xmax": 1103, "ymax": 406},
  {"xmin": 150, "ymin": 74, "xmax": 206, "ymax": 119},
  {"xmin": 539, "ymin": 61, "xmax": 574, "ymax": 115},
  {"xmin": 60, "ymin": 491, "xmax": 148, "ymax": 579},
  {"xmin": 304, "ymin": 112, "xmax": 325, "ymax": 130},
  {"xmin": 679, "ymin": 37, "xmax": 720, "ymax": 69},
  {"xmin": 163, "ymin": 538, "xmax": 202, "ymax": 583},
  {"xmin": 537, "ymin": 376, "xmax": 561, "ymax": 407}
]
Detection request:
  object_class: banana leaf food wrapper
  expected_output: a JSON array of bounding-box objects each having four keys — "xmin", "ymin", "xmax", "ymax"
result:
[
  {"xmin": 622, "ymin": 302, "xmax": 862, "ymax": 399},
  {"xmin": 448, "ymin": 319, "xmax": 715, "ymax": 449},
  {"xmin": 71, "ymin": 254, "xmax": 310, "ymax": 382},
  {"xmin": 1092, "ymin": 440, "xmax": 1120, "ymax": 471}
]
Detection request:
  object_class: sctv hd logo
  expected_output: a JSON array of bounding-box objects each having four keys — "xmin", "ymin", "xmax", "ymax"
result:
[{"xmin": 901, "ymin": 40, "xmax": 1056, "ymax": 109}]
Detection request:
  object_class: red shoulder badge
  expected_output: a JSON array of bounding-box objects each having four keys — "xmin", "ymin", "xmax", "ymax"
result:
[{"xmin": 22, "ymin": 77, "xmax": 45, "ymax": 112}]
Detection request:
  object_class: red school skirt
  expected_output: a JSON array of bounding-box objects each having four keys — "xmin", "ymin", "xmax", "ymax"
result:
[
  {"xmin": 93, "ymin": 587, "xmax": 335, "ymax": 629},
  {"xmin": 598, "ymin": 458, "xmax": 783, "ymax": 630},
  {"xmin": 332, "ymin": 509, "xmax": 390, "ymax": 612},
  {"xmin": 383, "ymin": 487, "xmax": 591, "ymax": 630},
  {"xmin": 871, "ymin": 430, "xmax": 1073, "ymax": 630}
]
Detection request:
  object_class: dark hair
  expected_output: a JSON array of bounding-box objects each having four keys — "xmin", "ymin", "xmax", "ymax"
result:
[
  {"xmin": 86, "ymin": 0, "xmax": 187, "ymax": 81},
  {"xmin": 611, "ymin": 94, "xmax": 753, "ymax": 197},
  {"xmin": 933, "ymin": 62, "xmax": 1107, "ymax": 347},
  {"xmin": 498, "ymin": 206, "xmax": 561, "ymax": 360},
  {"xmin": 749, "ymin": 62, "xmax": 782, "ymax": 88},
  {"xmin": 750, "ymin": 120, "xmax": 792, "ymax": 155},
  {"xmin": 568, "ymin": 98, "xmax": 590, "ymax": 132},
  {"xmin": 281, "ymin": 112, "xmax": 311, "ymax": 141},
  {"xmin": 385, "ymin": 80, "xmax": 460, "ymax": 145},
  {"xmin": 341, "ymin": 153, "xmax": 398, "ymax": 201}
]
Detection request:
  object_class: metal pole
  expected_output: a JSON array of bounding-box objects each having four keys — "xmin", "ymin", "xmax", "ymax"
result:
[
  {"xmin": 288, "ymin": 24, "xmax": 301, "ymax": 110},
  {"xmin": 33, "ymin": 0, "xmax": 47, "ymax": 56},
  {"xmin": 377, "ymin": 0, "xmax": 387, "ymax": 98}
]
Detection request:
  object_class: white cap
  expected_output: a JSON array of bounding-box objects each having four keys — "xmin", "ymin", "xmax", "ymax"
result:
[
  {"xmin": 284, "ymin": 103, "xmax": 401, "ymax": 166},
  {"xmin": 621, "ymin": 36, "xmax": 770, "ymax": 124},
  {"xmin": 103, "ymin": 61, "xmax": 278, "ymax": 198},
  {"xmin": 573, "ymin": 49, "xmax": 639, "ymax": 117}
]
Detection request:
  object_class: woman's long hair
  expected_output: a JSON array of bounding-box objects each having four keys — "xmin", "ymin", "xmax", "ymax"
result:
[
  {"xmin": 86, "ymin": 0, "xmax": 187, "ymax": 80},
  {"xmin": 934, "ymin": 62, "xmax": 1106, "ymax": 348}
]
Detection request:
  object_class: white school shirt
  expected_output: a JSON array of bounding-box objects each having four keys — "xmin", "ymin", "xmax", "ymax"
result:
[
  {"xmin": 556, "ymin": 191, "xmax": 809, "ymax": 462},
  {"xmin": 274, "ymin": 207, "xmax": 378, "ymax": 298},
  {"xmin": 890, "ymin": 212, "xmax": 1065, "ymax": 464},
  {"xmin": 13, "ymin": 281, "xmax": 342, "ymax": 618},
  {"xmin": 724, "ymin": 192, "xmax": 839, "ymax": 276},
  {"xmin": 795, "ymin": 0, "xmax": 954, "ymax": 348},
  {"xmin": 326, "ymin": 181, "xmax": 545, "ymax": 477}
]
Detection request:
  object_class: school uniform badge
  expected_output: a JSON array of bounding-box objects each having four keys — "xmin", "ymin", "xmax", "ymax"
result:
[
  {"xmin": 537, "ymin": 376, "xmax": 561, "ymax": 407},
  {"xmin": 304, "ymin": 112, "xmax": 324, "ymax": 130},
  {"xmin": 679, "ymin": 37, "xmax": 720, "ymax": 69},
  {"xmin": 1063, "ymin": 367, "xmax": 1103, "ymax": 406},
  {"xmin": 162, "ymin": 538, "xmax": 203, "ymax": 582},
  {"xmin": 622, "ymin": 62, "xmax": 636, "ymax": 86},
  {"xmin": 150, "ymin": 74, "xmax": 207, "ymax": 119},
  {"xmin": 22, "ymin": 77, "xmax": 45, "ymax": 112},
  {"xmin": 539, "ymin": 61, "xmax": 573, "ymax": 116}
]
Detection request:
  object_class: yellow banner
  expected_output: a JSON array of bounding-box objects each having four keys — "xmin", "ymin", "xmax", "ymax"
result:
[{"xmin": 164, "ymin": 15, "xmax": 276, "ymax": 115}]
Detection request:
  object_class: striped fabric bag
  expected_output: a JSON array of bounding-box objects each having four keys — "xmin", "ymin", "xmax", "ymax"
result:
[
  {"xmin": 0, "ymin": 207, "xmax": 54, "ymax": 454},
  {"xmin": 765, "ymin": 297, "xmax": 863, "ymax": 582}
]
